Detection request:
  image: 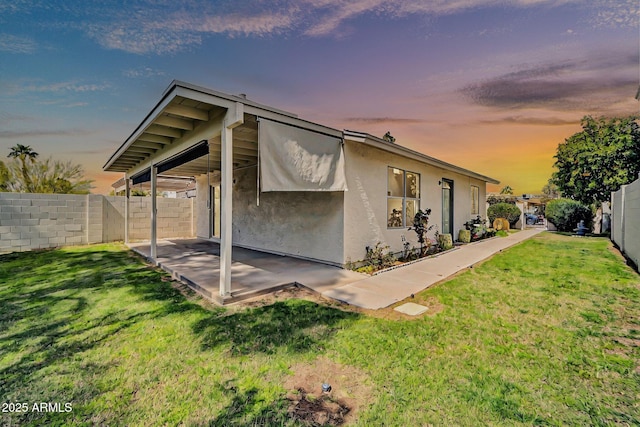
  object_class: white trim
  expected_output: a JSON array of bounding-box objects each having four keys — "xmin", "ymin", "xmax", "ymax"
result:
[
  {"xmin": 150, "ymin": 165, "xmax": 157, "ymax": 259},
  {"xmin": 219, "ymin": 104, "xmax": 244, "ymax": 297},
  {"xmin": 124, "ymin": 174, "xmax": 130, "ymax": 244}
]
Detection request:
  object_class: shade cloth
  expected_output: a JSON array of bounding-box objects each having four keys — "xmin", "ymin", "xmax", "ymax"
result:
[{"xmin": 259, "ymin": 119, "xmax": 347, "ymax": 192}]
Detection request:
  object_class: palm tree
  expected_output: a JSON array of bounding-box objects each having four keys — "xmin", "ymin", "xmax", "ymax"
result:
[
  {"xmin": 8, "ymin": 144, "xmax": 39, "ymax": 192},
  {"xmin": 500, "ymin": 185, "xmax": 514, "ymax": 195}
]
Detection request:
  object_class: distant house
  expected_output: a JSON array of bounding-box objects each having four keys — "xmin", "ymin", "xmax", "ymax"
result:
[{"xmin": 104, "ymin": 81, "xmax": 498, "ymax": 296}]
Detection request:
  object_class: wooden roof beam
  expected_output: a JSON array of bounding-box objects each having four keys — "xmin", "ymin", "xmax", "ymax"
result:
[
  {"xmin": 138, "ymin": 134, "xmax": 172, "ymax": 145},
  {"xmin": 209, "ymin": 145, "xmax": 258, "ymax": 157},
  {"xmin": 134, "ymin": 141, "xmax": 164, "ymax": 150},
  {"xmin": 146, "ymin": 124, "xmax": 182, "ymax": 138},
  {"xmin": 126, "ymin": 147, "xmax": 156, "ymax": 154},
  {"xmin": 155, "ymin": 115, "xmax": 194, "ymax": 131},
  {"xmin": 164, "ymin": 104, "xmax": 209, "ymax": 121}
]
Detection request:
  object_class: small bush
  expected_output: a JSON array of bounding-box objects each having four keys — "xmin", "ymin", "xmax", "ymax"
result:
[
  {"xmin": 487, "ymin": 203, "xmax": 521, "ymax": 227},
  {"xmin": 364, "ymin": 242, "xmax": 396, "ymax": 269},
  {"xmin": 546, "ymin": 199, "xmax": 593, "ymax": 232}
]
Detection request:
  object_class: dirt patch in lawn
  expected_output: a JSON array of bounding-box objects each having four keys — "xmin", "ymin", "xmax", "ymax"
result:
[
  {"xmin": 607, "ymin": 242, "xmax": 629, "ymax": 263},
  {"xmin": 284, "ymin": 357, "xmax": 374, "ymax": 426},
  {"xmin": 240, "ymin": 285, "xmax": 445, "ymax": 321},
  {"xmin": 241, "ymin": 285, "xmax": 352, "ymax": 310}
]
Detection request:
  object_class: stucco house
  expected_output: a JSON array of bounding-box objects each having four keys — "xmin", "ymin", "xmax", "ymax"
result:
[{"xmin": 104, "ymin": 81, "xmax": 498, "ymax": 297}]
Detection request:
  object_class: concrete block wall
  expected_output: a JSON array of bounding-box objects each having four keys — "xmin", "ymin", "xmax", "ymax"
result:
[
  {"xmin": 611, "ymin": 178, "xmax": 640, "ymax": 268},
  {"xmin": 0, "ymin": 193, "xmax": 195, "ymax": 254},
  {"xmin": 0, "ymin": 193, "xmax": 88, "ymax": 253},
  {"xmin": 103, "ymin": 196, "xmax": 125, "ymax": 242},
  {"xmin": 125, "ymin": 197, "xmax": 194, "ymax": 241},
  {"xmin": 87, "ymin": 195, "xmax": 104, "ymax": 244}
]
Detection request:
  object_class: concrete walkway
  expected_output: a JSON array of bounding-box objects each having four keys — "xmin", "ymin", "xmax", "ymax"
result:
[{"xmin": 322, "ymin": 228, "xmax": 544, "ymax": 309}]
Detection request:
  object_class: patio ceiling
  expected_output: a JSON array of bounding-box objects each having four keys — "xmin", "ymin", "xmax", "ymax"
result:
[
  {"xmin": 104, "ymin": 96, "xmax": 258, "ymax": 176},
  {"xmin": 158, "ymin": 114, "xmax": 259, "ymax": 178}
]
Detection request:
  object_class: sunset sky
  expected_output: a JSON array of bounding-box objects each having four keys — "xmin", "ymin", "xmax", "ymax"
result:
[{"xmin": 0, "ymin": 0, "xmax": 637, "ymax": 195}]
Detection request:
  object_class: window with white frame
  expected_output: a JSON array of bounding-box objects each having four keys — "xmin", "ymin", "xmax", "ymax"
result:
[
  {"xmin": 387, "ymin": 167, "xmax": 420, "ymax": 228},
  {"xmin": 471, "ymin": 185, "xmax": 479, "ymax": 215}
]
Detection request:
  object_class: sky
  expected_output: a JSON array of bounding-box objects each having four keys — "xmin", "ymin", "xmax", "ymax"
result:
[{"xmin": 0, "ymin": 0, "xmax": 638, "ymax": 195}]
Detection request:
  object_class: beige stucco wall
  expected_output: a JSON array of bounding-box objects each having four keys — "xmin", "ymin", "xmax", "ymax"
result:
[
  {"xmin": 192, "ymin": 139, "xmax": 489, "ymax": 265},
  {"xmin": 342, "ymin": 140, "xmax": 487, "ymax": 263},
  {"xmin": 194, "ymin": 167, "xmax": 344, "ymax": 265}
]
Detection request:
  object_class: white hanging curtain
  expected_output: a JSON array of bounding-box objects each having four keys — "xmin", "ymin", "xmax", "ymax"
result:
[{"xmin": 259, "ymin": 118, "xmax": 347, "ymax": 192}]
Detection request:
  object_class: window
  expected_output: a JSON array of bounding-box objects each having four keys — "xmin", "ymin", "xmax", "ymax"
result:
[
  {"xmin": 387, "ymin": 167, "xmax": 420, "ymax": 228},
  {"xmin": 471, "ymin": 185, "xmax": 479, "ymax": 215}
]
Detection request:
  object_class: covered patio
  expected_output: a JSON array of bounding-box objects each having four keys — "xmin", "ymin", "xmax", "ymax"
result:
[
  {"xmin": 103, "ymin": 81, "xmax": 345, "ymax": 302},
  {"xmin": 129, "ymin": 238, "xmax": 365, "ymax": 304}
]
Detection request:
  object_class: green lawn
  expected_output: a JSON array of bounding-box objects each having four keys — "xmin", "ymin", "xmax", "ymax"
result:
[{"xmin": 1, "ymin": 233, "xmax": 639, "ymax": 426}]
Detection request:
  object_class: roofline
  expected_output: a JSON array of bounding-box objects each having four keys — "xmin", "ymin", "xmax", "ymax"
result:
[
  {"xmin": 103, "ymin": 80, "xmax": 341, "ymax": 172},
  {"xmin": 343, "ymin": 130, "xmax": 500, "ymax": 184},
  {"xmin": 104, "ymin": 80, "xmax": 498, "ymax": 184},
  {"xmin": 172, "ymin": 81, "xmax": 342, "ymax": 137}
]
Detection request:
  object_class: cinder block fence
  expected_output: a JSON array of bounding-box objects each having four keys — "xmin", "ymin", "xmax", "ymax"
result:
[
  {"xmin": 0, "ymin": 193, "xmax": 195, "ymax": 254},
  {"xmin": 611, "ymin": 177, "xmax": 640, "ymax": 269}
]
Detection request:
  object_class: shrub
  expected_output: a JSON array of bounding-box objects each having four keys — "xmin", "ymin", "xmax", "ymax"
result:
[
  {"xmin": 408, "ymin": 209, "xmax": 435, "ymax": 256},
  {"xmin": 464, "ymin": 216, "xmax": 489, "ymax": 241},
  {"xmin": 363, "ymin": 242, "xmax": 396, "ymax": 269},
  {"xmin": 487, "ymin": 195, "xmax": 518, "ymax": 206},
  {"xmin": 487, "ymin": 203, "xmax": 521, "ymax": 227},
  {"xmin": 545, "ymin": 199, "xmax": 593, "ymax": 232}
]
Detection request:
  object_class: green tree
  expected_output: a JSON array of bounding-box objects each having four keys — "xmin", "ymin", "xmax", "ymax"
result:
[
  {"xmin": 31, "ymin": 158, "xmax": 93, "ymax": 194},
  {"xmin": 4, "ymin": 146, "xmax": 93, "ymax": 194},
  {"xmin": 542, "ymin": 179, "xmax": 560, "ymax": 198},
  {"xmin": 551, "ymin": 116, "xmax": 640, "ymax": 205},
  {"xmin": 8, "ymin": 144, "xmax": 39, "ymax": 192},
  {"xmin": 545, "ymin": 199, "xmax": 592, "ymax": 232},
  {"xmin": 500, "ymin": 185, "xmax": 513, "ymax": 195}
]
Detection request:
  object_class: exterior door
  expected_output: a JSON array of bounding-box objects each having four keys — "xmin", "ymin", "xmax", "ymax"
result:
[{"xmin": 442, "ymin": 179, "xmax": 454, "ymax": 235}]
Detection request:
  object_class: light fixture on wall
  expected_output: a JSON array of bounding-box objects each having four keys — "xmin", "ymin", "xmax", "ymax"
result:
[{"xmin": 438, "ymin": 180, "xmax": 442, "ymax": 186}]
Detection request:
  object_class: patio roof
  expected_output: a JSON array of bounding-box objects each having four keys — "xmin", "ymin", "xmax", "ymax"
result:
[{"xmin": 103, "ymin": 80, "xmax": 341, "ymax": 177}]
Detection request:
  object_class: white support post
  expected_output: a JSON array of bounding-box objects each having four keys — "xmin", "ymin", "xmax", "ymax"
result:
[
  {"xmin": 219, "ymin": 102, "xmax": 244, "ymax": 298},
  {"xmin": 124, "ymin": 174, "xmax": 130, "ymax": 244},
  {"xmin": 150, "ymin": 165, "xmax": 157, "ymax": 260}
]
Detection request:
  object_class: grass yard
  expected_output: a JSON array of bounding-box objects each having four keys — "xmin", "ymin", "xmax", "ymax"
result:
[{"xmin": 1, "ymin": 233, "xmax": 639, "ymax": 426}]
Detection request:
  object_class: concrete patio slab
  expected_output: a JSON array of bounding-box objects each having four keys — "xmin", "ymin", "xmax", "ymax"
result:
[{"xmin": 129, "ymin": 239, "xmax": 366, "ymax": 304}]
